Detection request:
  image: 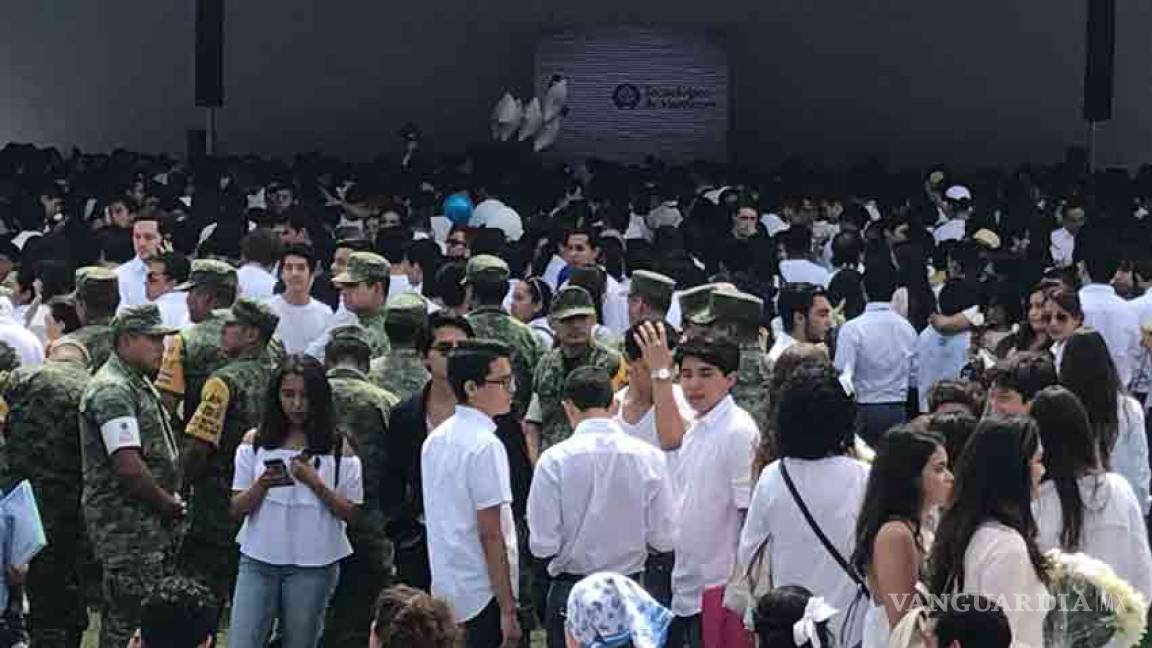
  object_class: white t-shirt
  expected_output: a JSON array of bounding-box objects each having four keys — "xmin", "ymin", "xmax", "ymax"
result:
[
  {"xmin": 422, "ymin": 406, "xmax": 519, "ymax": 622},
  {"xmin": 264, "ymin": 295, "xmax": 335, "ymax": 354},
  {"xmin": 238, "ymin": 264, "xmax": 277, "ymax": 301},
  {"xmin": 0, "ymin": 320, "xmax": 43, "ymax": 367},
  {"xmin": 779, "ymin": 259, "xmax": 831, "ymax": 288},
  {"xmin": 231, "ymin": 443, "xmax": 363, "ymax": 567},
  {"xmin": 154, "ymin": 291, "xmax": 190, "ymax": 329}
]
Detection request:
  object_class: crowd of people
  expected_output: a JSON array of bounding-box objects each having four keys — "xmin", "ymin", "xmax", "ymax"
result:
[{"xmin": 1, "ymin": 137, "xmax": 1152, "ymax": 648}]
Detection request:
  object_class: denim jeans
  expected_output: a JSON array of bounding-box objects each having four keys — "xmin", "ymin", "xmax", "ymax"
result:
[{"xmin": 228, "ymin": 554, "xmax": 340, "ymax": 648}]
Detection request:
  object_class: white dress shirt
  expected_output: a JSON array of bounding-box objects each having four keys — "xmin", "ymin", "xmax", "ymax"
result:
[
  {"xmin": 527, "ymin": 417, "xmax": 676, "ymax": 577},
  {"xmin": 601, "ymin": 274, "xmax": 630, "ymax": 335},
  {"xmin": 1034, "ymin": 473, "xmax": 1152, "ymax": 601},
  {"xmin": 1112, "ymin": 395, "xmax": 1150, "ymax": 513},
  {"xmin": 767, "ymin": 331, "xmax": 797, "ymax": 364},
  {"xmin": 778, "ymin": 259, "xmax": 831, "ymax": 288},
  {"xmin": 421, "ymin": 406, "xmax": 519, "ymax": 622},
  {"xmin": 915, "ymin": 327, "xmax": 971, "ymax": 413},
  {"xmin": 1050, "ymin": 227, "xmax": 1076, "ymax": 268},
  {"xmin": 1079, "ymin": 284, "xmax": 1141, "ymax": 387},
  {"xmin": 115, "ymin": 257, "xmax": 149, "ymax": 309},
  {"xmin": 834, "ymin": 302, "xmax": 918, "ymax": 404},
  {"xmin": 738, "ymin": 456, "xmax": 870, "ymax": 645},
  {"xmin": 0, "ymin": 319, "xmax": 43, "ymax": 368},
  {"xmin": 961, "ymin": 523, "xmax": 1051, "ymax": 648},
  {"xmin": 542, "ymin": 254, "xmax": 566, "ymax": 291},
  {"xmin": 237, "ymin": 263, "xmax": 277, "ymax": 301},
  {"xmin": 670, "ymin": 395, "xmax": 757, "ymax": 616},
  {"xmin": 153, "ymin": 291, "xmax": 189, "ymax": 329},
  {"xmin": 264, "ymin": 295, "xmax": 335, "ymax": 354}
]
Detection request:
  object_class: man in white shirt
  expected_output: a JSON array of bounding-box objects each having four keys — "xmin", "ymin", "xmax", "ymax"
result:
[
  {"xmin": 770, "ymin": 283, "xmax": 833, "ymax": 363},
  {"xmin": 146, "ymin": 252, "xmax": 191, "ymax": 329},
  {"xmin": 932, "ymin": 185, "xmax": 972, "ymax": 243},
  {"xmin": 236, "ymin": 228, "xmax": 280, "ymax": 301},
  {"xmin": 116, "ymin": 210, "xmax": 165, "ymax": 309},
  {"xmin": 778, "ymin": 226, "xmax": 831, "ymax": 287},
  {"xmin": 264, "ymin": 244, "xmax": 334, "ymax": 354},
  {"xmin": 1049, "ymin": 203, "xmax": 1086, "ymax": 268},
  {"xmin": 528, "ymin": 366, "xmax": 676, "ymax": 648},
  {"xmin": 667, "ymin": 335, "xmax": 756, "ymax": 647},
  {"xmin": 1078, "ymin": 240, "xmax": 1141, "ymax": 387},
  {"xmin": 0, "ymin": 295, "xmax": 43, "ymax": 367},
  {"xmin": 422, "ymin": 339, "xmax": 521, "ymax": 648},
  {"xmin": 834, "ymin": 267, "xmax": 917, "ymax": 446}
]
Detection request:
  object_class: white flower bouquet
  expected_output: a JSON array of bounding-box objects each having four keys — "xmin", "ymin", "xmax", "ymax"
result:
[{"xmin": 1043, "ymin": 549, "xmax": 1148, "ymax": 647}]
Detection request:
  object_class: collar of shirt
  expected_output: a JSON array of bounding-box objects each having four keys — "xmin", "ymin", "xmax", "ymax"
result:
[
  {"xmin": 572, "ymin": 417, "xmax": 623, "ymax": 437},
  {"xmin": 864, "ymin": 301, "xmax": 892, "ymax": 312},
  {"xmin": 692, "ymin": 394, "xmax": 734, "ymax": 430},
  {"xmin": 1081, "ymin": 283, "xmax": 1117, "ymax": 297},
  {"xmin": 454, "ymin": 405, "xmax": 497, "ymax": 432}
]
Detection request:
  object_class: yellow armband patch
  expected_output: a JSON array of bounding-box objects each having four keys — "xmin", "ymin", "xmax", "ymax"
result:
[
  {"xmin": 185, "ymin": 377, "xmax": 231, "ymax": 447},
  {"xmin": 611, "ymin": 359, "xmax": 629, "ymax": 391},
  {"xmin": 155, "ymin": 335, "xmax": 186, "ymax": 396}
]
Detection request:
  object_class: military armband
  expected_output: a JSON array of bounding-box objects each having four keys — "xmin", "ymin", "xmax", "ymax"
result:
[
  {"xmin": 610, "ymin": 359, "xmax": 629, "ymax": 391},
  {"xmin": 155, "ymin": 335, "xmax": 186, "ymax": 396},
  {"xmin": 185, "ymin": 377, "xmax": 231, "ymax": 447},
  {"xmin": 100, "ymin": 416, "xmax": 142, "ymax": 453}
]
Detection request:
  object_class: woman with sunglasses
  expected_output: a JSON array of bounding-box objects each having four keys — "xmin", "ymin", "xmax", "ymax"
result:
[{"xmin": 1044, "ymin": 286, "xmax": 1083, "ymax": 370}]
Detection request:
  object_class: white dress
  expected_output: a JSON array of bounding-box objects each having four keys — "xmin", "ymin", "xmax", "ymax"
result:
[{"xmin": 861, "ymin": 602, "xmax": 889, "ymax": 648}]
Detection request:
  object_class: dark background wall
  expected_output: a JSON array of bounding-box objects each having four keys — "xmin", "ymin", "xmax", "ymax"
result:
[{"xmin": 3, "ymin": 0, "xmax": 1151, "ymax": 168}]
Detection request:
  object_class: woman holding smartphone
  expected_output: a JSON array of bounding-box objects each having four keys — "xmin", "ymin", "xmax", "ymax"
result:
[{"xmin": 228, "ymin": 355, "xmax": 362, "ymax": 648}]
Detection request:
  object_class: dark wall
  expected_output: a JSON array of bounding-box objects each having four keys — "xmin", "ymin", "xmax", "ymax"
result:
[{"xmin": 2, "ymin": 0, "xmax": 1151, "ymax": 167}]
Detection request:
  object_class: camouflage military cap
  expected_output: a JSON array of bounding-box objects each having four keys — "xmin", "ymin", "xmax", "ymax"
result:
[
  {"xmin": 386, "ymin": 293, "xmax": 428, "ymax": 328},
  {"xmin": 329, "ymin": 324, "xmax": 372, "ymax": 348},
  {"xmin": 332, "ymin": 251, "xmax": 390, "ymax": 285},
  {"xmin": 677, "ymin": 283, "xmax": 723, "ymax": 322},
  {"xmin": 463, "ymin": 254, "xmax": 510, "ymax": 285},
  {"xmin": 0, "ymin": 340, "xmax": 18, "ymax": 372},
  {"xmin": 75, "ymin": 266, "xmax": 118, "ymax": 297},
  {"xmin": 112, "ymin": 304, "xmax": 179, "ymax": 337},
  {"xmin": 215, "ymin": 297, "xmax": 280, "ymax": 339},
  {"xmin": 690, "ymin": 289, "xmax": 764, "ymax": 326},
  {"xmin": 551, "ymin": 285, "xmax": 597, "ymax": 322},
  {"xmin": 628, "ymin": 270, "xmax": 676, "ymax": 304},
  {"xmin": 174, "ymin": 259, "xmax": 237, "ymax": 291}
]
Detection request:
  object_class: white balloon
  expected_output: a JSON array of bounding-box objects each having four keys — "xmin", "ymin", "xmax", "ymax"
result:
[
  {"xmin": 533, "ymin": 117, "xmax": 562, "ymax": 152},
  {"xmin": 491, "ymin": 93, "xmax": 523, "ymax": 142},
  {"xmin": 518, "ymin": 98, "xmax": 543, "ymax": 142},
  {"xmin": 542, "ymin": 78, "xmax": 568, "ymax": 123}
]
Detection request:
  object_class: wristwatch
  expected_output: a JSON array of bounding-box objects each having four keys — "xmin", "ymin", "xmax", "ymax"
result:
[{"xmin": 650, "ymin": 367, "xmax": 674, "ymax": 382}]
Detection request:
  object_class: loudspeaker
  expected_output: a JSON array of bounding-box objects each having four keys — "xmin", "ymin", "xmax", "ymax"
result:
[
  {"xmin": 1083, "ymin": 0, "xmax": 1115, "ymax": 122},
  {"xmin": 195, "ymin": 0, "xmax": 223, "ymax": 107}
]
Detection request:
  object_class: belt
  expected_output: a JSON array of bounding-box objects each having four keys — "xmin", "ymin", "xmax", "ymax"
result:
[{"xmin": 552, "ymin": 571, "xmax": 643, "ymax": 584}]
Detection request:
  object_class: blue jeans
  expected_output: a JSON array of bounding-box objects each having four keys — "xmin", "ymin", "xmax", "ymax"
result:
[{"xmin": 228, "ymin": 554, "xmax": 340, "ymax": 648}]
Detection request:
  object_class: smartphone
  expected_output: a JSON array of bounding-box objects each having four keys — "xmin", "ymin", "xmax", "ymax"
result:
[{"xmin": 263, "ymin": 458, "xmax": 294, "ymax": 487}]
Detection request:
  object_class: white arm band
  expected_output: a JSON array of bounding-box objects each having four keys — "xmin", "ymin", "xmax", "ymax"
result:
[{"xmin": 100, "ymin": 416, "xmax": 142, "ymax": 454}]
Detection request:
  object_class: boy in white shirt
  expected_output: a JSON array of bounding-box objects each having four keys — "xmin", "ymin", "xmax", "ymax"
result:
[{"xmin": 264, "ymin": 244, "xmax": 333, "ymax": 354}]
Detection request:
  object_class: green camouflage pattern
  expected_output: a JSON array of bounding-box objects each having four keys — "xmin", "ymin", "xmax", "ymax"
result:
[
  {"xmin": 731, "ymin": 343, "xmax": 772, "ymax": 436},
  {"xmin": 533, "ymin": 342, "xmax": 623, "ymax": 449},
  {"xmin": 62, "ymin": 323, "xmax": 114, "ymax": 372},
  {"xmin": 467, "ymin": 307, "xmax": 543, "ymax": 417},
  {"xmin": 368, "ymin": 348, "xmax": 429, "ymax": 404}
]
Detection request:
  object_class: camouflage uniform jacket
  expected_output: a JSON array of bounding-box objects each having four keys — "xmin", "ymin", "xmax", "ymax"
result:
[
  {"xmin": 1, "ymin": 358, "xmax": 90, "ymax": 537},
  {"xmin": 79, "ymin": 354, "xmax": 182, "ymax": 568},
  {"xmin": 731, "ymin": 343, "xmax": 772, "ymax": 437},
  {"xmin": 183, "ymin": 353, "xmax": 271, "ymax": 547},
  {"xmin": 155, "ymin": 315, "xmax": 228, "ymax": 427},
  {"xmin": 62, "ymin": 323, "xmax": 114, "ymax": 372},
  {"xmin": 466, "ymin": 307, "xmax": 543, "ymax": 418},
  {"xmin": 327, "ymin": 366, "xmax": 395, "ymax": 566},
  {"xmin": 356, "ymin": 309, "xmax": 392, "ymax": 359},
  {"xmin": 532, "ymin": 342, "xmax": 625, "ymax": 449},
  {"xmin": 368, "ymin": 348, "xmax": 429, "ymax": 404}
]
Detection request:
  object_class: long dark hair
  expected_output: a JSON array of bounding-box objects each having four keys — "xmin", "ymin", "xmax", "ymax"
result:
[
  {"xmin": 1059, "ymin": 329, "xmax": 1121, "ymax": 469},
  {"xmin": 1028, "ymin": 386, "xmax": 1101, "ymax": 551},
  {"xmin": 851, "ymin": 427, "xmax": 945, "ymax": 575},
  {"xmin": 928, "ymin": 416, "xmax": 1049, "ymax": 594},
  {"xmin": 255, "ymin": 354, "xmax": 336, "ymax": 454},
  {"xmin": 893, "ymin": 242, "xmax": 936, "ymax": 332}
]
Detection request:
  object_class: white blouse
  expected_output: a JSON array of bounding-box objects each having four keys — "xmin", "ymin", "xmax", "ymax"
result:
[
  {"xmin": 232, "ymin": 443, "xmax": 363, "ymax": 567},
  {"xmin": 1034, "ymin": 473, "xmax": 1152, "ymax": 600},
  {"xmin": 961, "ymin": 522, "xmax": 1050, "ymax": 648}
]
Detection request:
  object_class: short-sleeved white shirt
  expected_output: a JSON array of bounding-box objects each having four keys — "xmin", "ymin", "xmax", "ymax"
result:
[
  {"xmin": 231, "ymin": 443, "xmax": 363, "ymax": 567},
  {"xmin": 422, "ymin": 406, "xmax": 519, "ymax": 622},
  {"xmin": 264, "ymin": 295, "xmax": 335, "ymax": 354},
  {"xmin": 670, "ymin": 395, "xmax": 757, "ymax": 616}
]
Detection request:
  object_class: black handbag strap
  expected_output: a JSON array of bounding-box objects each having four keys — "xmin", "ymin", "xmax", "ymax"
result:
[{"xmin": 780, "ymin": 459, "xmax": 870, "ymax": 597}]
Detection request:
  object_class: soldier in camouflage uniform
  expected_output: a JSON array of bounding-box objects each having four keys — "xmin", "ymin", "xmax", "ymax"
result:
[
  {"xmin": 524, "ymin": 286, "xmax": 625, "ymax": 457},
  {"xmin": 369, "ymin": 293, "xmax": 429, "ymax": 402},
  {"xmin": 60, "ymin": 266, "xmax": 121, "ymax": 372},
  {"xmin": 627, "ymin": 270, "xmax": 677, "ymax": 326},
  {"xmin": 155, "ymin": 259, "xmax": 238, "ymax": 428},
  {"xmin": 464, "ymin": 255, "xmax": 542, "ymax": 418},
  {"xmin": 306, "ymin": 252, "xmax": 392, "ymax": 361},
  {"xmin": 79, "ymin": 304, "xmax": 184, "ymax": 648},
  {"xmin": 676, "ymin": 282, "xmax": 733, "ymax": 338},
  {"xmin": 176, "ymin": 298, "xmax": 278, "ymax": 608},
  {"xmin": 323, "ymin": 325, "xmax": 397, "ymax": 648},
  {"xmin": 0, "ymin": 340, "xmax": 89, "ymax": 648},
  {"xmin": 689, "ymin": 289, "xmax": 773, "ymax": 435}
]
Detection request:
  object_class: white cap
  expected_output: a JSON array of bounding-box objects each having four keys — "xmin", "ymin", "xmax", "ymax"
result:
[{"xmin": 944, "ymin": 185, "xmax": 972, "ymax": 201}]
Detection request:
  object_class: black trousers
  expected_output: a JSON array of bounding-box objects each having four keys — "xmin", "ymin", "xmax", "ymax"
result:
[
  {"xmin": 666, "ymin": 614, "xmax": 702, "ymax": 648},
  {"xmin": 464, "ymin": 598, "xmax": 503, "ymax": 648}
]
